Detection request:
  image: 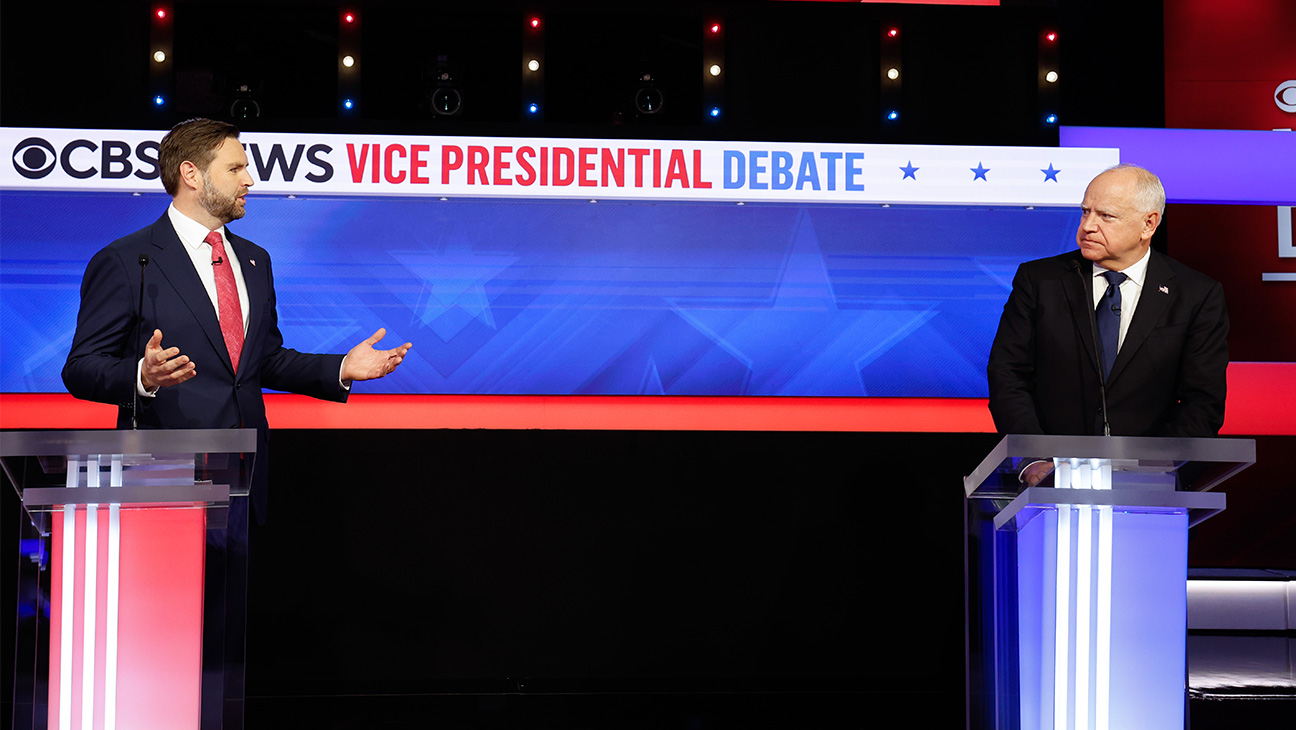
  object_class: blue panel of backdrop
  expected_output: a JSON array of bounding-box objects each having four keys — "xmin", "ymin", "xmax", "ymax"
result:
[{"xmin": 0, "ymin": 191, "xmax": 1078, "ymax": 396}]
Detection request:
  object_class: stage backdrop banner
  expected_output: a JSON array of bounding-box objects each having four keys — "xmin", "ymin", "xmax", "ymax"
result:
[
  {"xmin": 2, "ymin": 128, "xmax": 1119, "ymax": 399},
  {"xmin": 4, "ymin": 128, "xmax": 1115, "ymax": 206}
]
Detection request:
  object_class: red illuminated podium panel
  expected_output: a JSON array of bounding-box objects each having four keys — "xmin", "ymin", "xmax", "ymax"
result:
[{"xmin": 2, "ymin": 429, "xmax": 255, "ymax": 730}]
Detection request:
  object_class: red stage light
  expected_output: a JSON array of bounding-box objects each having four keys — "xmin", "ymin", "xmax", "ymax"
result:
[
  {"xmin": 344, "ymin": 12, "xmax": 356, "ymax": 24},
  {"xmin": 156, "ymin": 8, "xmax": 166, "ymax": 20},
  {"xmin": 710, "ymin": 23, "xmax": 721, "ymax": 34},
  {"xmin": 1046, "ymin": 32, "xmax": 1057, "ymax": 42},
  {"xmin": 530, "ymin": 17, "xmax": 541, "ymax": 29},
  {"xmin": 887, "ymin": 28, "xmax": 899, "ymax": 38}
]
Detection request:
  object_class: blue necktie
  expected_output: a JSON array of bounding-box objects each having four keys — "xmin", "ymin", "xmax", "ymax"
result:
[{"xmin": 1096, "ymin": 270, "xmax": 1127, "ymax": 381}]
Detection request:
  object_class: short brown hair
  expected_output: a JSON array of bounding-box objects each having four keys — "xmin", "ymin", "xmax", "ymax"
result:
[{"xmin": 158, "ymin": 118, "xmax": 241, "ymax": 196}]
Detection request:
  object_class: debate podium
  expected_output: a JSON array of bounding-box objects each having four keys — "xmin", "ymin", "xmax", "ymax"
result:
[
  {"xmin": 3, "ymin": 429, "xmax": 256, "ymax": 730},
  {"xmin": 963, "ymin": 434, "xmax": 1255, "ymax": 730}
]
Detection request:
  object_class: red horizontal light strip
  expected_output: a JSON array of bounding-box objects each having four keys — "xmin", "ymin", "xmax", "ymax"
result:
[
  {"xmin": 2, "ymin": 362, "xmax": 1291, "ymax": 435},
  {"xmin": 0, "ymin": 394, "xmax": 995, "ymax": 433}
]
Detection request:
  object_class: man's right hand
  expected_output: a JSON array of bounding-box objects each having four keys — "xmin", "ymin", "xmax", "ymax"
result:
[
  {"xmin": 1021, "ymin": 460, "xmax": 1055, "ymax": 487},
  {"xmin": 141, "ymin": 329, "xmax": 196, "ymax": 390}
]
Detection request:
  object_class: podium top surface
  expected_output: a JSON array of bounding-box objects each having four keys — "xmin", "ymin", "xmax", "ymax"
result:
[
  {"xmin": 1, "ymin": 429, "xmax": 258, "ymax": 500},
  {"xmin": 963, "ymin": 434, "xmax": 1256, "ymax": 499},
  {"xmin": 1, "ymin": 428, "xmax": 255, "ymax": 458}
]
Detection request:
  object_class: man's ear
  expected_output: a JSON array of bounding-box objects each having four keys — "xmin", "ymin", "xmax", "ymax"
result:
[
  {"xmin": 178, "ymin": 160, "xmax": 202, "ymax": 193},
  {"xmin": 1141, "ymin": 210, "xmax": 1162, "ymax": 243}
]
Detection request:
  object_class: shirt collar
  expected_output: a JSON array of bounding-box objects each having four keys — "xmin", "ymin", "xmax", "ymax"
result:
[
  {"xmin": 167, "ymin": 203, "xmax": 227, "ymax": 252},
  {"xmin": 1092, "ymin": 247, "xmax": 1151, "ymax": 288}
]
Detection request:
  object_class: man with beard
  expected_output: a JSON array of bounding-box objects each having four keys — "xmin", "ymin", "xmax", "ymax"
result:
[{"xmin": 62, "ymin": 118, "xmax": 411, "ymax": 518}]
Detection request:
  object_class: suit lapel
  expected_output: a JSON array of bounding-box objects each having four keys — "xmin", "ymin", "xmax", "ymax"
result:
[
  {"xmin": 1108, "ymin": 250, "xmax": 1175, "ymax": 385},
  {"xmin": 147, "ymin": 215, "xmax": 236, "ymax": 374},
  {"xmin": 1061, "ymin": 252, "xmax": 1103, "ymax": 379},
  {"xmin": 225, "ymin": 229, "xmax": 265, "ymax": 377}
]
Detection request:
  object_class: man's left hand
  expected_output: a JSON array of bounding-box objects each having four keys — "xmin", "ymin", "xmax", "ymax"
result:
[{"xmin": 341, "ymin": 328, "xmax": 412, "ymax": 382}]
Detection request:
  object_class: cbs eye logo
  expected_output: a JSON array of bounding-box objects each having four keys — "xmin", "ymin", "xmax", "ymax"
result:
[
  {"xmin": 12, "ymin": 137, "xmax": 57, "ymax": 179},
  {"xmin": 1276, "ymin": 80, "xmax": 1296, "ymax": 113}
]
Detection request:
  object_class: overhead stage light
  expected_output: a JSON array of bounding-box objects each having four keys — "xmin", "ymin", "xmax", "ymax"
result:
[
  {"xmin": 634, "ymin": 73, "xmax": 663, "ymax": 115},
  {"xmin": 1046, "ymin": 70, "xmax": 1058, "ymax": 83},
  {"xmin": 230, "ymin": 84, "xmax": 260, "ymax": 119},
  {"xmin": 153, "ymin": 51, "xmax": 166, "ymax": 63}
]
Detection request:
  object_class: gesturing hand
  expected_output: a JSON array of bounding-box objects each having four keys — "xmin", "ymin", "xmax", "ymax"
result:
[
  {"xmin": 341, "ymin": 328, "xmax": 412, "ymax": 383},
  {"xmin": 140, "ymin": 329, "xmax": 196, "ymax": 390}
]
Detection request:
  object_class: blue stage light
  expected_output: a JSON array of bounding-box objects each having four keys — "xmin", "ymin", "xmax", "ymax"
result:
[
  {"xmin": 153, "ymin": 95, "xmax": 165, "ymax": 106},
  {"xmin": 528, "ymin": 103, "xmax": 539, "ymax": 114},
  {"xmin": 343, "ymin": 98, "xmax": 355, "ymax": 110},
  {"xmin": 709, "ymin": 107, "xmax": 721, "ymax": 118},
  {"xmin": 887, "ymin": 110, "xmax": 899, "ymax": 121},
  {"xmin": 1045, "ymin": 113, "xmax": 1058, "ymax": 124}
]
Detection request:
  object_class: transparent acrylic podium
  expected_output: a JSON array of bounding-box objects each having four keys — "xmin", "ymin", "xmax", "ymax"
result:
[
  {"xmin": 2, "ymin": 429, "xmax": 256, "ymax": 730},
  {"xmin": 963, "ymin": 434, "xmax": 1255, "ymax": 730}
]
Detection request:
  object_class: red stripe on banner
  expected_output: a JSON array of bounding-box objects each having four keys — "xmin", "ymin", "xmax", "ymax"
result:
[{"xmin": 2, "ymin": 362, "xmax": 1292, "ymax": 434}]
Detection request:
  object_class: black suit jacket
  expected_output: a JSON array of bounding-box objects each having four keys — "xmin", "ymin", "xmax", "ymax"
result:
[
  {"xmin": 987, "ymin": 249, "xmax": 1228, "ymax": 437},
  {"xmin": 62, "ymin": 213, "xmax": 348, "ymax": 516}
]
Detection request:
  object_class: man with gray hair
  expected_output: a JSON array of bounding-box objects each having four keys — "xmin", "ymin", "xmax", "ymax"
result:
[{"xmin": 987, "ymin": 164, "xmax": 1229, "ymax": 466}]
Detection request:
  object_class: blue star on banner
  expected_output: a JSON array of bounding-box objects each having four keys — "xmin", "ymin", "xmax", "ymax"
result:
[
  {"xmin": 971, "ymin": 162, "xmax": 990, "ymax": 181},
  {"xmin": 900, "ymin": 161, "xmax": 919, "ymax": 180},
  {"xmin": 1041, "ymin": 163, "xmax": 1060, "ymax": 182}
]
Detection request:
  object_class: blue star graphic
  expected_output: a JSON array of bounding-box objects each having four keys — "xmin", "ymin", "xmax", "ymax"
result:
[
  {"xmin": 389, "ymin": 225, "xmax": 518, "ymax": 342},
  {"xmin": 1041, "ymin": 163, "xmax": 1060, "ymax": 182},
  {"xmin": 971, "ymin": 162, "xmax": 990, "ymax": 181},
  {"xmin": 900, "ymin": 161, "xmax": 919, "ymax": 180},
  {"xmin": 667, "ymin": 210, "xmax": 938, "ymax": 396}
]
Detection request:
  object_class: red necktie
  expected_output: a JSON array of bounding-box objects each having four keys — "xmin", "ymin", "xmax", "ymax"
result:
[{"xmin": 206, "ymin": 230, "xmax": 244, "ymax": 372}]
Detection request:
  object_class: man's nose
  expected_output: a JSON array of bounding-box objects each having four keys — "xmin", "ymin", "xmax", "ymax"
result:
[{"xmin": 1080, "ymin": 212, "xmax": 1098, "ymax": 230}]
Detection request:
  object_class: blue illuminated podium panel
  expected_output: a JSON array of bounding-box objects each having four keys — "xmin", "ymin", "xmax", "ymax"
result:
[{"xmin": 964, "ymin": 435, "xmax": 1254, "ymax": 730}]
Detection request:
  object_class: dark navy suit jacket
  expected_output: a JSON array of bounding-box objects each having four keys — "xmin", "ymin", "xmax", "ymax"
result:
[
  {"xmin": 63, "ymin": 213, "xmax": 348, "ymax": 516},
  {"xmin": 987, "ymin": 249, "xmax": 1228, "ymax": 437}
]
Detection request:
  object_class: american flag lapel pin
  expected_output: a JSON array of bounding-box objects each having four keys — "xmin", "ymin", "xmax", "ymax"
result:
[
  {"xmin": 250, "ymin": 259, "xmax": 257, "ymax": 266},
  {"xmin": 1159, "ymin": 285, "xmax": 1169, "ymax": 294}
]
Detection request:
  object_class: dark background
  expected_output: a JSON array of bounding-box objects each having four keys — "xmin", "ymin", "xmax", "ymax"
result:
[
  {"xmin": 3, "ymin": 1, "xmax": 1292, "ymax": 728},
  {"xmin": 0, "ymin": 0, "xmax": 1166, "ymax": 141}
]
